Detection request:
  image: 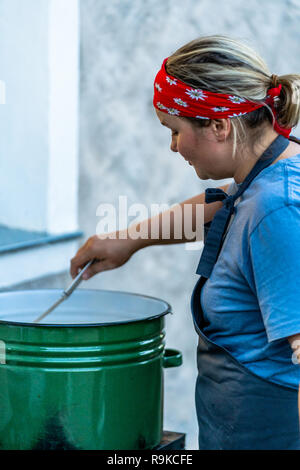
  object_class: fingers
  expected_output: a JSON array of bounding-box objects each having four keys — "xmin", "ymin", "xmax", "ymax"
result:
[
  {"xmin": 70, "ymin": 235, "xmax": 120, "ymax": 280},
  {"xmin": 82, "ymin": 261, "xmax": 102, "ymax": 280},
  {"xmin": 70, "ymin": 239, "xmax": 97, "ymax": 278},
  {"xmin": 70, "ymin": 250, "xmax": 112, "ymax": 280},
  {"xmin": 82, "ymin": 261, "xmax": 100, "ymax": 280},
  {"xmin": 70, "ymin": 254, "xmax": 90, "ymax": 278},
  {"xmin": 81, "ymin": 260, "xmax": 114, "ymax": 280}
]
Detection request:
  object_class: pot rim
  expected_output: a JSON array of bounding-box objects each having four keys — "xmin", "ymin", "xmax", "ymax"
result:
[{"xmin": 0, "ymin": 288, "xmax": 172, "ymax": 327}]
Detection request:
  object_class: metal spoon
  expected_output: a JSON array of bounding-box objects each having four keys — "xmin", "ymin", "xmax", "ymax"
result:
[{"xmin": 33, "ymin": 259, "xmax": 95, "ymax": 323}]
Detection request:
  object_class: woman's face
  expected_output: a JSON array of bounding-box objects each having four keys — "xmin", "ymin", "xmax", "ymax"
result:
[{"xmin": 156, "ymin": 109, "xmax": 235, "ymax": 180}]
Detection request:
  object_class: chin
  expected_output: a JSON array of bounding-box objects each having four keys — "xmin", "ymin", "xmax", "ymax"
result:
[
  {"xmin": 195, "ymin": 167, "xmax": 224, "ymax": 180},
  {"xmin": 194, "ymin": 168, "xmax": 209, "ymax": 180}
]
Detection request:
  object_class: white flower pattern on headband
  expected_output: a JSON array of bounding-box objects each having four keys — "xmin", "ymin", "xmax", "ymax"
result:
[
  {"xmin": 167, "ymin": 108, "xmax": 180, "ymax": 115},
  {"xmin": 185, "ymin": 88, "xmax": 207, "ymax": 101},
  {"xmin": 228, "ymin": 112, "xmax": 247, "ymax": 118},
  {"xmin": 156, "ymin": 102, "xmax": 167, "ymax": 110},
  {"xmin": 157, "ymin": 101, "xmax": 180, "ymax": 115},
  {"xmin": 212, "ymin": 106, "xmax": 230, "ymax": 112},
  {"xmin": 228, "ymin": 96, "xmax": 246, "ymax": 104},
  {"xmin": 196, "ymin": 115, "xmax": 210, "ymax": 119},
  {"xmin": 173, "ymin": 98, "xmax": 188, "ymax": 107},
  {"xmin": 166, "ymin": 77, "xmax": 177, "ymax": 86},
  {"xmin": 155, "ymin": 83, "xmax": 162, "ymax": 92}
]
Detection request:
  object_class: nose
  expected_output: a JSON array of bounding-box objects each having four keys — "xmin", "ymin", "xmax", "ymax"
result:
[{"xmin": 170, "ymin": 135, "xmax": 178, "ymax": 153}]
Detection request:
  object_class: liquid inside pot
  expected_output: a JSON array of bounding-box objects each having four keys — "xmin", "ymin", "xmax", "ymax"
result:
[{"xmin": 0, "ymin": 289, "xmax": 171, "ymax": 326}]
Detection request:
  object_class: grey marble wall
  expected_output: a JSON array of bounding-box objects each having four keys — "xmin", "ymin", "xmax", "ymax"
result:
[
  {"xmin": 17, "ymin": 0, "xmax": 300, "ymax": 449},
  {"xmin": 78, "ymin": 0, "xmax": 300, "ymax": 449}
]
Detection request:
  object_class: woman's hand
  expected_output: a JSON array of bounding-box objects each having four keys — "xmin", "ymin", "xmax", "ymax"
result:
[{"xmin": 70, "ymin": 229, "xmax": 139, "ymax": 280}]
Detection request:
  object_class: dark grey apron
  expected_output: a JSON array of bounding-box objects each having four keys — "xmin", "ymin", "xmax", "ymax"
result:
[{"xmin": 191, "ymin": 135, "xmax": 300, "ymax": 450}]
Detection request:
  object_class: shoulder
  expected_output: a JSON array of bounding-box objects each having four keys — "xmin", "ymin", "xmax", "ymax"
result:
[
  {"xmin": 284, "ymin": 157, "xmax": 300, "ymax": 206},
  {"xmin": 240, "ymin": 156, "xmax": 300, "ymax": 234}
]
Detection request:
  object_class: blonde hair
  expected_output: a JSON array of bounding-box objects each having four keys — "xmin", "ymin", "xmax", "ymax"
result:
[{"xmin": 166, "ymin": 35, "xmax": 300, "ymax": 157}]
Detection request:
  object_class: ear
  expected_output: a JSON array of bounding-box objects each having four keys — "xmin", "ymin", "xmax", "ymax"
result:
[{"xmin": 211, "ymin": 119, "xmax": 231, "ymax": 141}]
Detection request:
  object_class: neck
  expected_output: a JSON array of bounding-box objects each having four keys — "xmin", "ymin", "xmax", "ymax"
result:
[{"xmin": 233, "ymin": 127, "xmax": 282, "ymax": 184}]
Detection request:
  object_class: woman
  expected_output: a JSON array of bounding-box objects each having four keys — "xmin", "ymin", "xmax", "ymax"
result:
[{"xmin": 71, "ymin": 35, "xmax": 300, "ymax": 450}]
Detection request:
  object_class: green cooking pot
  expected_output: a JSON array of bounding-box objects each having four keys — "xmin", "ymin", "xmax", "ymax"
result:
[{"xmin": 0, "ymin": 289, "xmax": 182, "ymax": 450}]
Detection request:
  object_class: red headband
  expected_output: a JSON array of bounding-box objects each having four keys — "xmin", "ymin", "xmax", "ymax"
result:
[{"xmin": 153, "ymin": 58, "xmax": 291, "ymax": 138}]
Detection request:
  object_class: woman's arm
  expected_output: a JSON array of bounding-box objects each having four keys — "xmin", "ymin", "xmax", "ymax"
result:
[
  {"xmin": 70, "ymin": 183, "xmax": 230, "ymax": 278},
  {"xmin": 288, "ymin": 334, "xmax": 300, "ymax": 420},
  {"xmin": 133, "ymin": 183, "xmax": 230, "ymax": 250}
]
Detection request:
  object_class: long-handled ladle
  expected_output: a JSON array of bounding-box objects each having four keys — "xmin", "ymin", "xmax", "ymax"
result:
[{"xmin": 33, "ymin": 259, "xmax": 94, "ymax": 323}]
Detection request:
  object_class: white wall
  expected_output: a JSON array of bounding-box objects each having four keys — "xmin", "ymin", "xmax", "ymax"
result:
[
  {"xmin": 0, "ymin": 0, "xmax": 49, "ymax": 231},
  {"xmin": 47, "ymin": 0, "xmax": 80, "ymax": 233},
  {"xmin": 0, "ymin": 0, "xmax": 79, "ymax": 234}
]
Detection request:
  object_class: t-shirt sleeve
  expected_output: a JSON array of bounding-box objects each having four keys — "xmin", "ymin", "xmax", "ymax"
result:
[{"xmin": 249, "ymin": 204, "xmax": 300, "ymax": 343}]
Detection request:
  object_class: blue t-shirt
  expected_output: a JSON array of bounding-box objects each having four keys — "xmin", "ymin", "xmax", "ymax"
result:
[{"xmin": 200, "ymin": 154, "xmax": 300, "ymax": 389}]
